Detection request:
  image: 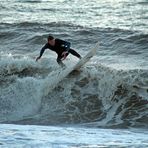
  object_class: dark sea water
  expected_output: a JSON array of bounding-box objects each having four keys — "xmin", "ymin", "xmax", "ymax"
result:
[{"xmin": 0, "ymin": 0, "xmax": 148, "ymax": 147}]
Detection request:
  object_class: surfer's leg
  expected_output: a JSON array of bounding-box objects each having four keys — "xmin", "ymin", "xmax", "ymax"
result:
[
  {"xmin": 57, "ymin": 55, "xmax": 65, "ymax": 67},
  {"xmin": 69, "ymin": 49, "xmax": 81, "ymax": 59}
]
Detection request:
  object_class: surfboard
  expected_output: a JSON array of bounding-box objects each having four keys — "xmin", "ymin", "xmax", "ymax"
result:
[{"xmin": 72, "ymin": 41, "xmax": 99, "ymax": 71}]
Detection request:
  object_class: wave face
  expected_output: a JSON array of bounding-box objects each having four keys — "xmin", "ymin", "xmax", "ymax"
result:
[{"xmin": 0, "ymin": 54, "xmax": 147, "ymax": 128}]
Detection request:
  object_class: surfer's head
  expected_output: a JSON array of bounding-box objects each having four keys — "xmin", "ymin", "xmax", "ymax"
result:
[
  {"xmin": 48, "ymin": 35, "xmax": 54, "ymax": 41},
  {"xmin": 48, "ymin": 35, "xmax": 55, "ymax": 46}
]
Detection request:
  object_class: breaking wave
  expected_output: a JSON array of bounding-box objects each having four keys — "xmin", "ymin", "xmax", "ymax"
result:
[{"xmin": 0, "ymin": 54, "xmax": 147, "ymax": 128}]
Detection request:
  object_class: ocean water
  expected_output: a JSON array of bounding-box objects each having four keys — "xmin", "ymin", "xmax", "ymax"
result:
[{"xmin": 0, "ymin": 0, "xmax": 148, "ymax": 147}]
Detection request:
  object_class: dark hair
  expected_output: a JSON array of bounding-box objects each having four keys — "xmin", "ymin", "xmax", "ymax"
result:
[{"xmin": 48, "ymin": 35, "xmax": 54, "ymax": 41}]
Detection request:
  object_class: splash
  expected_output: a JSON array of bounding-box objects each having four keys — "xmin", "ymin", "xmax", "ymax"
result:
[{"xmin": 0, "ymin": 55, "xmax": 147, "ymax": 128}]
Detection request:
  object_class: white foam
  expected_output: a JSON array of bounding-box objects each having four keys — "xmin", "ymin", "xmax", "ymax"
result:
[
  {"xmin": 0, "ymin": 76, "xmax": 43, "ymax": 122},
  {"xmin": 0, "ymin": 53, "xmax": 147, "ymax": 126},
  {"xmin": 0, "ymin": 53, "xmax": 79, "ymax": 122},
  {"xmin": 0, "ymin": 124, "xmax": 148, "ymax": 147},
  {"xmin": 0, "ymin": 56, "xmax": 38, "ymax": 76}
]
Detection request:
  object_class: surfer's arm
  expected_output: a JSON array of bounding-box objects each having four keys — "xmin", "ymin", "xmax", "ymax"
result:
[{"xmin": 36, "ymin": 44, "xmax": 48, "ymax": 61}]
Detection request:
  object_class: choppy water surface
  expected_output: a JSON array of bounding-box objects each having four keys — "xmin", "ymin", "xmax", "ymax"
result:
[
  {"xmin": 1, "ymin": 0, "xmax": 148, "ymax": 31},
  {"xmin": 0, "ymin": 0, "xmax": 148, "ymax": 147}
]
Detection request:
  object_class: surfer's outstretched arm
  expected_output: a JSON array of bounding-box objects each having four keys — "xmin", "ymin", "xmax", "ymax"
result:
[{"xmin": 36, "ymin": 44, "xmax": 48, "ymax": 61}]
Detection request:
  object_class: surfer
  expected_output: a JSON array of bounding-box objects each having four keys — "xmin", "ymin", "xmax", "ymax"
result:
[{"xmin": 36, "ymin": 35, "xmax": 81, "ymax": 67}]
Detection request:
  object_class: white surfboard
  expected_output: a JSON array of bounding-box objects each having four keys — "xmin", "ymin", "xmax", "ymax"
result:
[{"xmin": 72, "ymin": 41, "xmax": 99, "ymax": 70}]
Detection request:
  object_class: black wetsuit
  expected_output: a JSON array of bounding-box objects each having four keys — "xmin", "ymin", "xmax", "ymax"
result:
[{"xmin": 39, "ymin": 39, "xmax": 81, "ymax": 65}]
